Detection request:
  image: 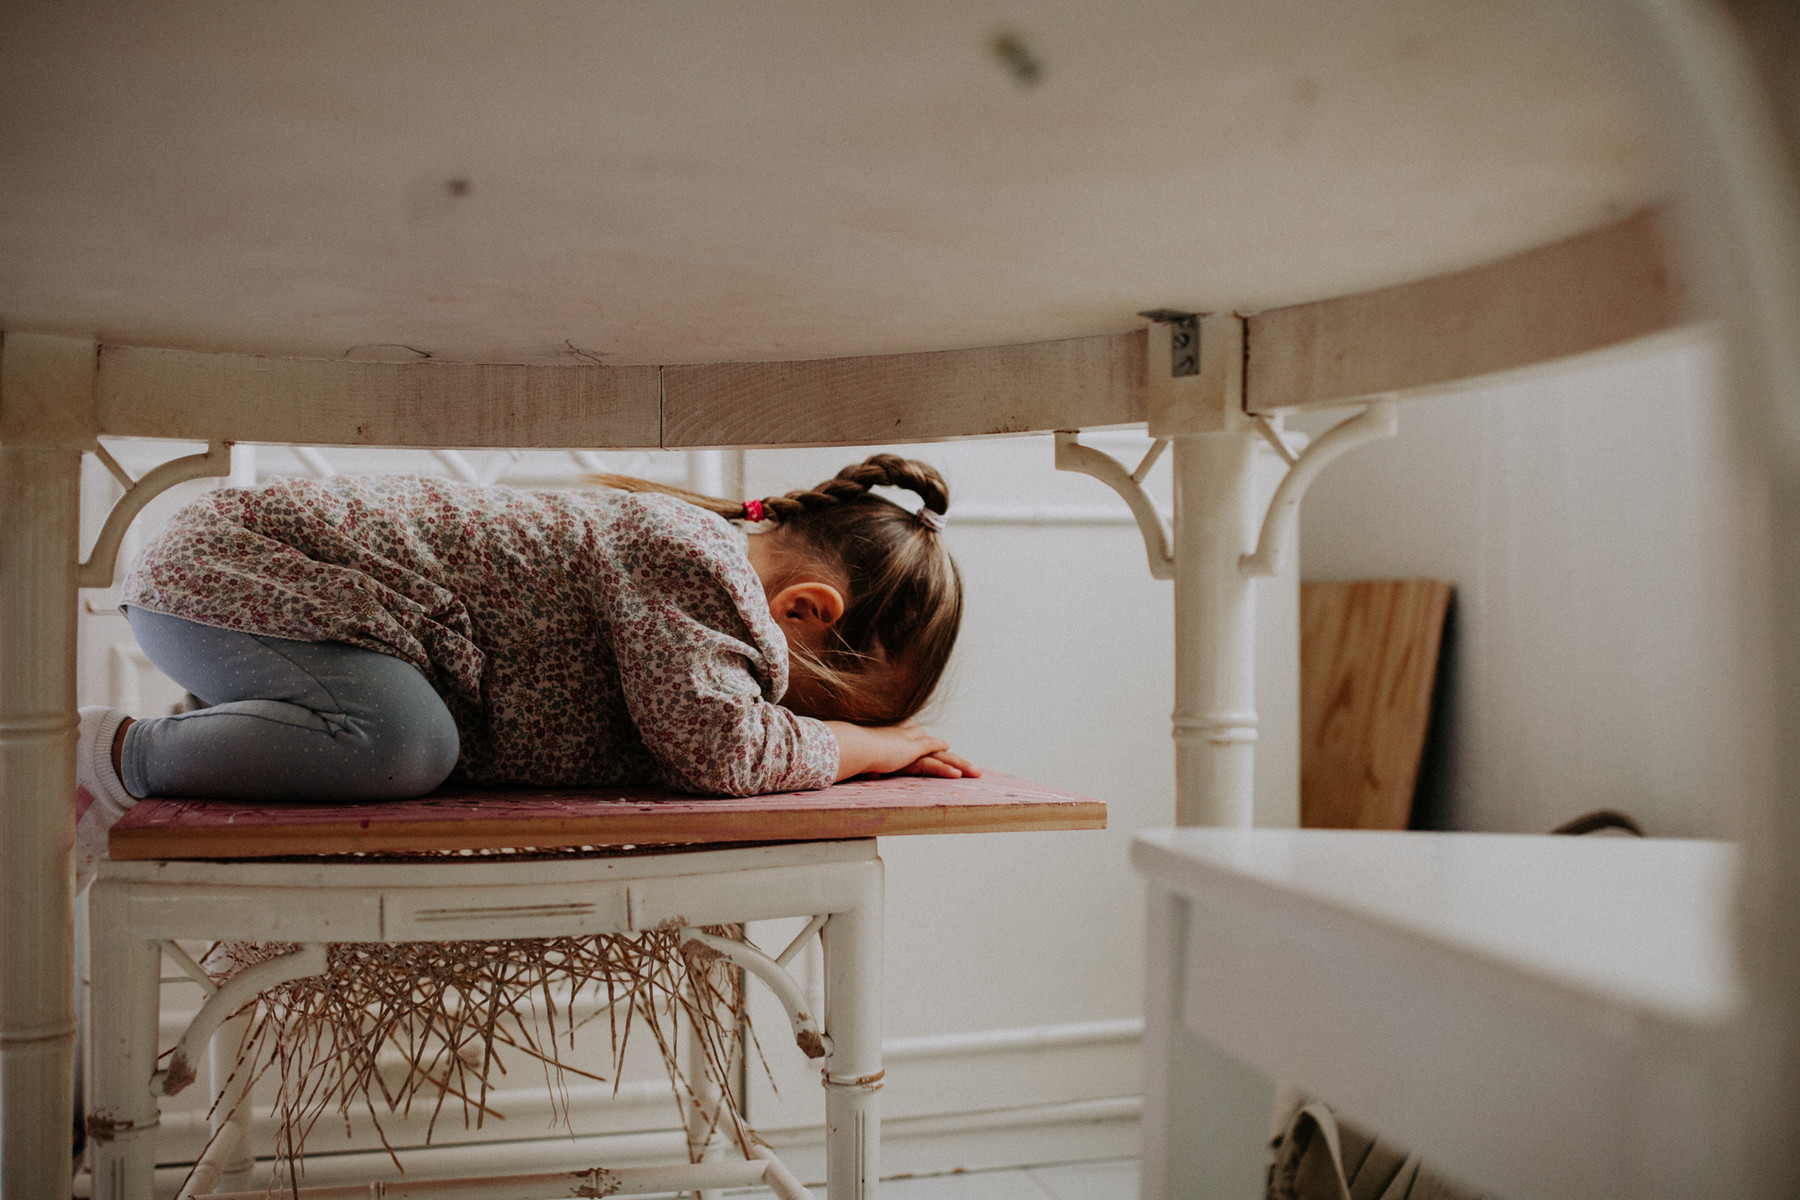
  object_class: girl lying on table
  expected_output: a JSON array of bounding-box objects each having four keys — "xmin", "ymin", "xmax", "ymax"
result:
[{"xmin": 73, "ymin": 454, "xmax": 976, "ymax": 891}]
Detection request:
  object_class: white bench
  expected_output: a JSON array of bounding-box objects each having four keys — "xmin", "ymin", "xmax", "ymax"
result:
[{"xmin": 84, "ymin": 775, "xmax": 1102, "ymax": 1199}]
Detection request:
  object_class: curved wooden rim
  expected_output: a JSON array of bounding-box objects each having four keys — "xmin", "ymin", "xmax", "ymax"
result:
[
  {"xmin": 1246, "ymin": 205, "xmax": 1689, "ymax": 411},
  {"xmin": 2, "ymin": 207, "xmax": 1687, "ymax": 452}
]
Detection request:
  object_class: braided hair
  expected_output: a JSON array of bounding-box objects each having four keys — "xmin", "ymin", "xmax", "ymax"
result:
[{"xmin": 589, "ymin": 455, "xmax": 963, "ymax": 725}]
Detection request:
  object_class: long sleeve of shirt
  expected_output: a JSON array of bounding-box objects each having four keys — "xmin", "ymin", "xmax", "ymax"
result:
[{"xmin": 609, "ymin": 582, "xmax": 838, "ymax": 795}]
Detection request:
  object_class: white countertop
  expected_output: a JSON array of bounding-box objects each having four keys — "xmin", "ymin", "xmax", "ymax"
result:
[
  {"xmin": 1133, "ymin": 828, "xmax": 1741, "ymax": 1199},
  {"xmin": 1134, "ymin": 827, "xmax": 1740, "ymax": 1028}
]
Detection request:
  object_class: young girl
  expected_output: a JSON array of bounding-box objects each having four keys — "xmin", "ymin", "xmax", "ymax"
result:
[{"xmin": 74, "ymin": 454, "xmax": 975, "ymax": 890}]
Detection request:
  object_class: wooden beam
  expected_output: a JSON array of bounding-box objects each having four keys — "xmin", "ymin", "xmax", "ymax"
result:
[
  {"xmin": 0, "ymin": 334, "xmax": 98, "ymax": 450},
  {"xmin": 1245, "ymin": 207, "xmax": 1691, "ymax": 411},
  {"xmin": 94, "ymin": 346, "xmax": 663, "ymax": 448},
  {"xmin": 89, "ymin": 333, "xmax": 1146, "ymax": 449},
  {"xmin": 662, "ymin": 331, "xmax": 1146, "ymax": 448},
  {"xmin": 73, "ymin": 205, "xmax": 1679, "ymax": 450}
]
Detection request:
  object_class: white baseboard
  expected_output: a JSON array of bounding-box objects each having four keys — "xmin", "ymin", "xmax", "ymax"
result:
[
  {"xmin": 122, "ymin": 1127, "xmax": 696, "ymax": 1200},
  {"xmin": 747, "ymin": 1013, "xmax": 1144, "ymax": 1137},
  {"xmin": 761, "ymin": 1095, "xmax": 1142, "ymax": 1185}
]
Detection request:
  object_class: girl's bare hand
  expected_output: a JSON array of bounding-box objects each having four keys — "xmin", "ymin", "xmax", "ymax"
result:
[
  {"xmin": 827, "ymin": 721, "xmax": 981, "ymax": 782},
  {"xmin": 896, "ymin": 749, "xmax": 982, "ymax": 779}
]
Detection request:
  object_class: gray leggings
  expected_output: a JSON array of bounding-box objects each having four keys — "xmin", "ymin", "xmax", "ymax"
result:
[{"xmin": 121, "ymin": 608, "xmax": 460, "ymax": 802}]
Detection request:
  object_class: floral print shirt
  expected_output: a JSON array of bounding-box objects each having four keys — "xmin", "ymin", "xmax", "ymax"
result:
[{"xmin": 122, "ymin": 477, "xmax": 839, "ymax": 795}]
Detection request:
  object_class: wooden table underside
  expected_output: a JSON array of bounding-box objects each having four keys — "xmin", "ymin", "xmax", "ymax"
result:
[{"xmin": 2, "ymin": 1, "xmax": 1691, "ymax": 446}]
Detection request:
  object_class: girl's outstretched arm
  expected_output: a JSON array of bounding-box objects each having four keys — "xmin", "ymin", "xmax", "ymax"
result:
[{"xmin": 826, "ymin": 721, "xmax": 982, "ymax": 782}]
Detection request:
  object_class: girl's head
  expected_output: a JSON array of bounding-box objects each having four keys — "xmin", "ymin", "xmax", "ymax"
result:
[{"xmin": 593, "ymin": 455, "xmax": 963, "ymax": 725}]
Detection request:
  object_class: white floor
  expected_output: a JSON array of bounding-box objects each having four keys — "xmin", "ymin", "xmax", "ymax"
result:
[{"xmin": 723, "ymin": 1158, "xmax": 1140, "ymax": 1199}]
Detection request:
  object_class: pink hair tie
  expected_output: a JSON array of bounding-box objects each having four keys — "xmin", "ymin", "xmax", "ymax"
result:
[
  {"xmin": 916, "ymin": 507, "xmax": 945, "ymax": 533},
  {"xmin": 742, "ymin": 498, "xmax": 766, "ymax": 523}
]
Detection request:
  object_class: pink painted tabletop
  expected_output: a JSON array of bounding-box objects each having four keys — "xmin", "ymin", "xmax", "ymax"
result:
[{"xmin": 110, "ymin": 771, "xmax": 1107, "ymax": 860}]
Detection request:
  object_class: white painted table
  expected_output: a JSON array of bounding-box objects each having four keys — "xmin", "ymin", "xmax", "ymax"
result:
[{"xmin": 1132, "ymin": 829, "xmax": 1739, "ymax": 1200}]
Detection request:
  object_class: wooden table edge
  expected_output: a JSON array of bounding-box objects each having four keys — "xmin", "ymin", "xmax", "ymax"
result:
[{"xmin": 109, "ymin": 802, "xmax": 1109, "ymax": 862}]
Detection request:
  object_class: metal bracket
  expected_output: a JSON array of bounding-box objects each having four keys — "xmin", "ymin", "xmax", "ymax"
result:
[
  {"xmin": 1240, "ymin": 399, "xmax": 1399, "ymax": 578},
  {"xmin": 81, "ymin": 440, "xmax": 233, "ymax": 588},
  {"xmin": 1138, "ymin": 309, "xmax": 1200, "ymax": 377},
  {"xmin": 1053, "ymin": 431, "xmax": 1174, "ymax": 580}
]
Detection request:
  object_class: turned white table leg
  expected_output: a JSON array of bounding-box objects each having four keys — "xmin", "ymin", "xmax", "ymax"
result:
[
  {"xmin": 1152, "ymin": 315, "xmax": 1278, "ymax": 1198},
  {"xmin": 0, "ymin": 338, "xmax": 88, "ymax": 1198},
  {"xmin": 1169, "ymin": 429, "xmax": 1259, "ymax": 828},
  {"xmin": 85, "ymin": 880, "xmax": 163, "ymax": 1200},
  {"xmin": 1154, "ymin": 315, "xmax": 1261, "ymax": 830},
  {"xmin": 821, "ymin": 857, "xmax": 883, "ymax": 1200}
]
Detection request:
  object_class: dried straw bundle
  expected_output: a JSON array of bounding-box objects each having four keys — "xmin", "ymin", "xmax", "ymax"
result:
[{"xmin": 189, "ymin": 925, "xmax": 755, "ymax": 1190}]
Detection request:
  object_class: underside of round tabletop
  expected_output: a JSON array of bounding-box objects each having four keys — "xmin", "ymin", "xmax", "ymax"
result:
[{"xmin": 2, "ymin": 0, "xmax": 1668, "ymax": 373}]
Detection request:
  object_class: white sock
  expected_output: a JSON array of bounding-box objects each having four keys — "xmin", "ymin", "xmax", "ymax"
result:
[{"xmin": 76, "ymin": 706, "xmax": 138, "ymax": 895}]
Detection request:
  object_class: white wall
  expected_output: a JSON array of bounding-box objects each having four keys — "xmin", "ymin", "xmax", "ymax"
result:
[
  {"xmin": 747, "ymin": 437, "xmax": 1173, "ymax": 1032},
  {"xmin": 1296, "ymin": 336, "xmax": 1770, "ymax": 838},
  {"xmin": 739, "ymin": 433, "xmax": 1300, "ymax": 1175}
]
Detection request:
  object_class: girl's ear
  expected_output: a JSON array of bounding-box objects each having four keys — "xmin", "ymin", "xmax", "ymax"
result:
[{"xmin": 768, "ymin": 581, "xmax": 845, "ymax": 639}]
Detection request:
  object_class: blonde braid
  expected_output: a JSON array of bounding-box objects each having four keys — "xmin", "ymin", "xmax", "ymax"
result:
[{"xmin": 758, "ymin": 454, "xmax": 949, "ymax": 524}]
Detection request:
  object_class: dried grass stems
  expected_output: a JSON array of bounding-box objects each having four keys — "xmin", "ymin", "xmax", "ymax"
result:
[{"xmin": 176, "ymin": 925, "xmax": 762, "ymax": 1194}]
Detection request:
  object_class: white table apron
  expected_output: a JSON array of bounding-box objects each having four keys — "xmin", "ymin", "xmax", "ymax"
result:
[{"xmin": 84, "ymin": 839, "xmax": 885, "ymax": 1200}]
